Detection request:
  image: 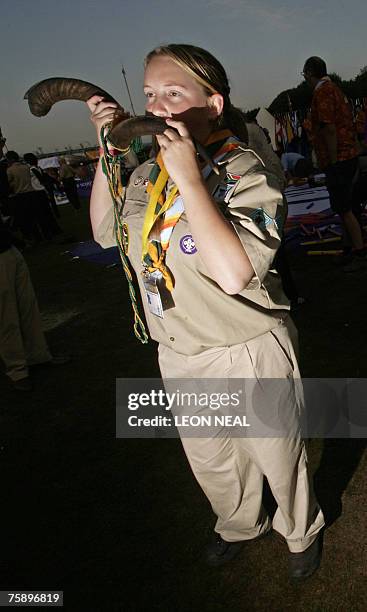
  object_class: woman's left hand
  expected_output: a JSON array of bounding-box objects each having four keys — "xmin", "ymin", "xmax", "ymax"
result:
[{"xmin": 156, "ymin": 119, "xmax": 203, "ymax": 187}]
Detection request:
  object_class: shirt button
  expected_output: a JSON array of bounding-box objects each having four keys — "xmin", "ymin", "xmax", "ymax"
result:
[{"xmin": 169, "ymin": 337, "xmax": 175, "ymax": 342}]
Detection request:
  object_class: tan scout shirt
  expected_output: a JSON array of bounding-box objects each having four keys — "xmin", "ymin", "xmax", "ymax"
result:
[
  {"xmin": 96, "ymin": 145, "xmax": 290, "ymax": 355},
  {"xmin": 246, "ymin": 123, "xmax": 287, "ymax": 192},
  {"xmin": 7, "ymin": 162, "xmax": 34, "ymax": 194}
]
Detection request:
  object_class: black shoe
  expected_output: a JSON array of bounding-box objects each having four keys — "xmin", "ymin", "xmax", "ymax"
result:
[
  {"xmin": 205, "ymin": 534, "xmax": 245, "ymax": 567},
  {"xmin": 289, "ymin": 535, "xmax": 322, "ymax": 579}
]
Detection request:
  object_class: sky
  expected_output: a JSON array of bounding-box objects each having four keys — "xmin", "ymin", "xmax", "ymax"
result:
[{"xmin": 1, "ymin": 0, "xmax": 367, "ymax": 154}]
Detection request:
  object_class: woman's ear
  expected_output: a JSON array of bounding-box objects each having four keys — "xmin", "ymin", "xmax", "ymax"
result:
[{"xmin": 208, "ymin": 93, "xmax": 224, "ymax": 120}]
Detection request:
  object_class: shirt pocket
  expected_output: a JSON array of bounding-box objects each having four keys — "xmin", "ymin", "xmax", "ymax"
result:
[{"xmin": 122, "ymin": 197, "xmax": 146, "ymax": 220}]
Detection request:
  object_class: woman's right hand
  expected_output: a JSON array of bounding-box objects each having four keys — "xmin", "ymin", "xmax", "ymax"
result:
[{"xmin": 86, "ymin": 95, "xmax": 130, "ymax": 145}]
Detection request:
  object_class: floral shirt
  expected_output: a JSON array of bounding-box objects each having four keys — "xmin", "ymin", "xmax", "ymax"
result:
[{"xmin": 311, "ymin": 78, "xmax": 359, "ymax": 169}]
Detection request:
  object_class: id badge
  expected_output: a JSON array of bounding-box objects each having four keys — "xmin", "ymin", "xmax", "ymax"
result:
[{"xmin": 142, "ymin": 270, "xmax": 164, "ymax": 318}]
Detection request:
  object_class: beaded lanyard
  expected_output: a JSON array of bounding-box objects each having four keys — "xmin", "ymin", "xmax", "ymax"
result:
[{"xmin": 100, "ymin": 126, "xmax": 149, "ymax": 344}]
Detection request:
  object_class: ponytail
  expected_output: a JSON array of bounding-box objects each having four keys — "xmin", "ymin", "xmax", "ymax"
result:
[{"xmin": 222, "ymin": 104, "xmax": 249, "ymax": 144}]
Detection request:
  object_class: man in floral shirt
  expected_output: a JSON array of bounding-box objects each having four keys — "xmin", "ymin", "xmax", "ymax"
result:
[{"xmin": 303, "ymin": 56, "xmax": 365, "ymax": 272}]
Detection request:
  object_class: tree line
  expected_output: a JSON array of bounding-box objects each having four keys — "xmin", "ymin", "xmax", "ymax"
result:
[{"xmin": 244, "ymin": 66, "xmax": 367, "ymax": 118}]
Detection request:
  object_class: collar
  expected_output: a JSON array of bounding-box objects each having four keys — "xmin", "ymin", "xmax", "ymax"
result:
[{"xmin": 314, "ymin": 76, "xmax": 331, "ymax": 91}]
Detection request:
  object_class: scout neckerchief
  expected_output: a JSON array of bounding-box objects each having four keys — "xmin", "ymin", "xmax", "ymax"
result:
[
  {"xmin": 101, "ymin": 126, "xmax": 240, "ymax": 342},
  {"xmin": 314, "ymin": 76, "xmax": 331, "ymax": 92},
  {"xmin": 142, "ymin": 129, "xmax": 240, "ymax": 291}
]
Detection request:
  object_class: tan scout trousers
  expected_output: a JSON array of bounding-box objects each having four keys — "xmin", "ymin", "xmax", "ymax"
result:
[
  {"xmin": 0, "ymin": 247, "xmax": 51, "ymax": 381},
  {"xmin": 158, "ymin": 319, "xmax": 325, "ymax": 553}
]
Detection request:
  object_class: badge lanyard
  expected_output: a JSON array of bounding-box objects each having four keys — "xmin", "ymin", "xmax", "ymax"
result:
[
  {"xmin": 100, "ymin": 126, "xmax": 149, "ymax": 343},
  {"xmin": 141, "ymin": 136, "xmax": 241, "ymax": 318}
]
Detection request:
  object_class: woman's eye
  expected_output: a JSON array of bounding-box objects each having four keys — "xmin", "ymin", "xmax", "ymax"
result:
[
  {"xmin": 168, "ymin": 91, "xmax": 181, "ymax": 98},
  {"xmin": 144, "ymin": 92, "xmax": 155, "ymax": 99}
]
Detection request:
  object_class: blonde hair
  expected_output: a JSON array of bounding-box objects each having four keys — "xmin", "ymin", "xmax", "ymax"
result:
[{"xmin": 145, "ymin": 44, "xmax": 248, "ymax": 143}]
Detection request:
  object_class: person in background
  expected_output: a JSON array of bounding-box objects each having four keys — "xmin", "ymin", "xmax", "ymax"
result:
[
  {"xmin": 6, "ymin": 151, "xmax": 42, "ymax": 243},
  {"xmin": 0, "ymin": 213, "xmax": 70, "ymax": 391},
  {"xmin": 302, "ymin": 111, "xmax": 318, "ymax": 169},
  {"xmin": 280, "ymin": 151, "xmax": 314, "ymax": 184},
  {"xmin": 23, "ymin": 153, "xmax": 62, "ymax": 239},
  {"xmin": 59, "ymin": 157, "xmax": 81, "ymax": 210},
  {"xmin": 27, "ymin": 155, "xmax": 62, "ymax": 219},
  {"xmin": 42, "ymin": 166, "xmax": 63, "ymax": 217},
  {"xmin": 302, "ymin": 56, "xmax": 365, "ymax": 272}
]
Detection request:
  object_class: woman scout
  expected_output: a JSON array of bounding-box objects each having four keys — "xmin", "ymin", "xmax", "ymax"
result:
[{"xmin": 87, "ymin": 44, "xmax": 325, "ymax": 579}]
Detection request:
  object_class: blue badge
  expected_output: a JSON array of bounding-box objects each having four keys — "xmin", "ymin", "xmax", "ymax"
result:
[
  {"xmin": 250, "ymin": 208, "xmax": 274, "ymax": 231},
  {"xmin": 180, "ymin": 234, "xmax": 197, "ymax": 255}
]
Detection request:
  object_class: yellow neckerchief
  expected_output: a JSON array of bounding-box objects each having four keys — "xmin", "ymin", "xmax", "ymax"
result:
[{"xmin": 142, "ymin": 129, "xmax": 239, "ymax": 290}]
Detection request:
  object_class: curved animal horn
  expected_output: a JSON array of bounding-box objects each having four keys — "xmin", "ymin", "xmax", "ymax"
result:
[
  {"xmin": 108, "ymin": 116, "xmax": 168, "ymax": 149},
  {"xmin": 24, "ymin": 77, "xmax": 118, "ymax": 117},
  {"xmin": 108, "ymin": 116, "xmax": 220, "ymax": 175}
]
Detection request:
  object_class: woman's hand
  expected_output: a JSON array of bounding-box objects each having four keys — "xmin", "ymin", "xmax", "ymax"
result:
[
  {"xmin": 86, "ymin": 95, "xmax": 130, "ymax": 146},
  {"xmin": 156, "ymin": 118, "xmax": 203, "ymax": 188}
]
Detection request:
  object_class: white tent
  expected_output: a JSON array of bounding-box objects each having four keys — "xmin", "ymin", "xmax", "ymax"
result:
[
  {"xmin": 256, "ymin": 108, "xmax": 276, "ymax": 149},
  {"xmin": 38, "ymin": 156, "xmax": 60, "ymax": 169}
]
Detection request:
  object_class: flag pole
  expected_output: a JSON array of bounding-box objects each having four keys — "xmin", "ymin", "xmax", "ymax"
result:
[
  {"xmin": 0, "ymin": 126, "xmax": 8, "ymax": 153},
  {"xmin": 121, "ymin": 64, "xmax": 137, "ymax": 116}
]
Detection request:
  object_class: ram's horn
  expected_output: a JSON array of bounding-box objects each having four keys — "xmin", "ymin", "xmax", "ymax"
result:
[
  {"xmin": 24, "ymin": 81, "xmax": 220, "ymax": 174},
  {"xmin": 108, "ymin": 116, "xmax": 168, "ymax": 149},
  {"xmin": 24, "ymin": 77, "xmax": 118, "ymax": 117},
  {"xmin": 109, "ymin": 116, "xmax": 219, "ymax": 175}
]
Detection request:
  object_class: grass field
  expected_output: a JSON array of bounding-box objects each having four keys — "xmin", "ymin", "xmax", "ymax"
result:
[{"xmin": 1, "ymin": 201, "xmax": 366, "ymax": 611}]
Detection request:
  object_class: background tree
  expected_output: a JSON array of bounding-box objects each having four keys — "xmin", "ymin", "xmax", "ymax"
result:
[{"xmin": 267, "ymin": 67, "xmax": 367, "ymax": 115}]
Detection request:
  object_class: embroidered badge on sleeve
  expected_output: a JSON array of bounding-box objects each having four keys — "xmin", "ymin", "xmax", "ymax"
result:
[{"xmin": 250, "ymin": 208, "xmax": 275, "ymax": 231}]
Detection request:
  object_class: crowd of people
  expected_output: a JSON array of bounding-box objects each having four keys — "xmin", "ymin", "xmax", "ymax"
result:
[
  {"xmin": 0, "ymin": 145, "xmax": 82, "ymax": 247},
  {"xmin": 0, "ymin": 137, "xmax": 75, "ymax": 391}
]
